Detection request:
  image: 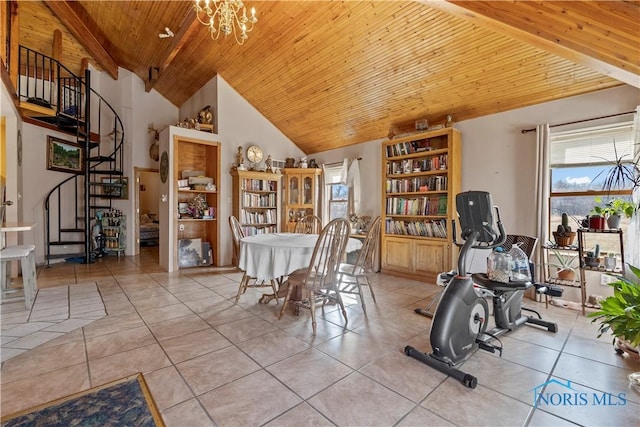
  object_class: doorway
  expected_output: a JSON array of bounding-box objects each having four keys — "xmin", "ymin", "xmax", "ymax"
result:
[{"xmin": 135, "ymin": 167, "xmax": 159, "ymax": 257}]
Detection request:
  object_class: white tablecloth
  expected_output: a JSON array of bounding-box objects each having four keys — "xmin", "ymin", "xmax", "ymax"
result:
[{"xmin": 239, "ymin": 233, "xmax": 362, "ymax": 281}]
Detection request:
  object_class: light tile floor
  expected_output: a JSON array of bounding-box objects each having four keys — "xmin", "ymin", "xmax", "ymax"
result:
[
  {"xmin": 1, "ymin": 283, "xmax": 107, "ymax": 362},
  {"xmin": 1, "ymin": 248, "xmax": 638, "ymax": 426}
]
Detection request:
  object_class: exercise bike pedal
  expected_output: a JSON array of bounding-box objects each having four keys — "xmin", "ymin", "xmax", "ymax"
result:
[
  {"xmin": 477, "ymin": 341, "xmax": 496, "ymax": 353},
  {"xmin": 476, "ymin": 340, "xmax": 502, "ymax": 356}
]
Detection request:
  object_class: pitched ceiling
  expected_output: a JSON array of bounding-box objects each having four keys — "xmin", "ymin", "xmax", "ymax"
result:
[{"xmin": 17, "ymin": 1, "xmax": 640, "ymax": 154}]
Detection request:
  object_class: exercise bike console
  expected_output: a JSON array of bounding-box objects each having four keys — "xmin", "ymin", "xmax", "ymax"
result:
[{"xmin": 405, "ymin": 191, "xmax": 558, "ymax": 389}]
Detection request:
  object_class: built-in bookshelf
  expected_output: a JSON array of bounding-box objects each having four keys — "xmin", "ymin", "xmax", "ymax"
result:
[
  {"xmin": 232, "ymin": 170, "xmax": 282, "ymax": 236},
  {"xmin": 381, "ymin": 128, "xmax": 461, "ymax": 282},
  {"xmin": 158, "ymin": 126, "xmax": 221, "ymax": 272}
]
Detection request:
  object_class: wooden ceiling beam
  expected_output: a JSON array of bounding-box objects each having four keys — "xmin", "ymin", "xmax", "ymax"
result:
[
  {"xmin": 6, "ymin": 1, "xmax": 19, "ymax": 90},
  {"xmin": 145, "ymin": 9, "xmax": 198, "ymax": 93},
  {"xmin": 44, "ymin": 0, "xmax": 118, "ymax": 79},
  {"xmin": 421, "ymin": 0, "xmax": 639, "ymax": 88}
]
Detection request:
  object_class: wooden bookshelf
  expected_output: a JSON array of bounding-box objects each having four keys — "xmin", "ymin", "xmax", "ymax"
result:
[
  {"xmin": 380, "ymin": 128, "xmax": 461, "ymax": 282},
  {"xmin": 231, "ymin": 170, "xmax": 282, "ymax": 236},
  {"xmin": 158, "ymin": 126, "xmax": 220, "ymax": 272}
]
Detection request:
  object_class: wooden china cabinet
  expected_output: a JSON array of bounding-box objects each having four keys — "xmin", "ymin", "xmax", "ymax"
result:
[{"xmin": 282, "ymin": 168, "xmax": 322, "ymax": 232}]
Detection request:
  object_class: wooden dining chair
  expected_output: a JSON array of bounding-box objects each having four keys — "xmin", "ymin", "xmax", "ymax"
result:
[
  {"xmin": 294, "ymin": 214, "xmax": 322, "ymax": 234},
  {"xmin": 337, "ymin": 216, "xmax": 382, "ymax": 314},
  {"xmin": 228, "ymin": 216, "xmax": 278, "ymax": 304},
  {"xmin": 279, "ymin": 218, "xmax": 351, "ymax": 334},
  {"xmin": 229, "ymin": 215, "xmax": 244, "ymax": 267}
]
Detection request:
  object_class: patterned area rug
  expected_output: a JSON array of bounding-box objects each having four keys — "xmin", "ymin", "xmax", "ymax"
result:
[{"xmin": 1, "ymin": 374, "xmax": 164, "ymax": 427}]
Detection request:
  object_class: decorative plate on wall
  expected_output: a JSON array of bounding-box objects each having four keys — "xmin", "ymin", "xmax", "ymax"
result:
[{"xmin": 160, "ymin": 151, "xmax": 169, "ymax": 183}]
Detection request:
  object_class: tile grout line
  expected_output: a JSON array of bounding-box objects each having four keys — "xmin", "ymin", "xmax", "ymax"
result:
[{"xmin": 522, "ymin": 312, "xmax": 577, "ymax": 427}]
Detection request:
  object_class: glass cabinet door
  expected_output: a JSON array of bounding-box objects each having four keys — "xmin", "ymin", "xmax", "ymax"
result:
[
  {"xmin": 303, "ymin": 176, "xmax": 313, "ymax": 205},
  {"xmin": 288, "ymin": 176, "xmax": 299, "ymax": 205}
]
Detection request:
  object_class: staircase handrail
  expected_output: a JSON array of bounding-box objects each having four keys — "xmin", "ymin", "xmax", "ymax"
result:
[
  {"xmin": 87, "ymin": 87, "xmax": 124, "ymax": 172},
  {"xmin": 21, "ymin": 45, "xmax": 126, "ymax": 263}
]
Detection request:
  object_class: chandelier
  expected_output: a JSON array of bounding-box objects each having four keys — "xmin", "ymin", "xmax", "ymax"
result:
[{"xmin": 194, "ymin": 0, "xmax": 257, "ymax": 45}]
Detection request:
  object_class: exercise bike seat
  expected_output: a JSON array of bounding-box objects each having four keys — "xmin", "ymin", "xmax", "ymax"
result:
[{"xmin": 472, "ymin": 273, "xmax": 532, "ymax": 292}]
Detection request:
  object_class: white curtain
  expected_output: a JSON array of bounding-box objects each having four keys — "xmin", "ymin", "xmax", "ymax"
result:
[
  {"xmin": 339, "ymin": 158, "xmax": 349, "ymax": 184},
  {"xmin": 332, "ymin": 158, "xmax": 362, "ymax": 214},
  {"xmin": 534, "ymin": 124, "xmax": 551, "ymax": 280},
  {"xmin": 347, "ymin": 159, "xmax": 361, "ymax": 213},
  {"xmin": 625, "ymin": 106, "xmax": 640, "ymax": 275}
]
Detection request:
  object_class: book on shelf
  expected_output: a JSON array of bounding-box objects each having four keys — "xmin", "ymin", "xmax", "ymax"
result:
[
  {"xmin": 243, "ymin": 192, "xmax": 277, "ymax": 207},
  {"xmin": 242, "ymin": 178, "xmax": 277, "ymax": 192},
  {"xmin": 386, "ymin": 195, "xmax": 447, "ymax": 216},
  {"xmin": 386, "ymin": 155, "xmax": 449, "ymax": 176},
  {"xmin": 386, "ymin": 176, "xmax": 448, "ymax": 193},
  {"xmin": 242, "ymin": 225, "xmax": 278, "ymax": 236},
  {"xmin": 241, "ymin": 209, "xmax": 277, "ymax": 225},
  {"xmin": 385, "ymin": 138, "xmax": 434, "ymax": 158},
  {"xmin": 384, "ymin": 218, "xmax": 447, "ymax": 238}
]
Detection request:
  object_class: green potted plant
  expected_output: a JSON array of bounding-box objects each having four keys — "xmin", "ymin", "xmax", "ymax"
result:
[
  {"xmin": 589, "ymin": 264, "xmax": 640, "ymax": 358},
  {"xmin": 552, "ymin": 212, "xmax": 576, "ymax": 246},
  {"xmin": 583, "ymin": 244, "xmax": 601, "ymax": 268},
  {"xmin": 548, "ymin": 247, "xmax": 579, "ymax": 282},
  {"xmin": 591, "ymin": 196, "xmax": 636, "ymax": 229}
]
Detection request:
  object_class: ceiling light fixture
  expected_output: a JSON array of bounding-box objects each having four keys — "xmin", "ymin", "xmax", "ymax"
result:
[
  {"xmin": 159, "ymin": 27, "xmax": 175, "ymax": 39},
  {"xmin": 194, "ymin": 0, "xmax": 257, "ymax": 45}
]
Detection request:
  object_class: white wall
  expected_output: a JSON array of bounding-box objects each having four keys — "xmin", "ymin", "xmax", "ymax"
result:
[
  {"xmin": 456, "ymin": 85, "xmax": 640, "ymax": 236},
  {"xmin": 180, "ymin": 75, "xmax": 305, "ymax": 266},
  {"xmin": 312, "ymin": 138, "xmax": 385, "ymax": 220}
]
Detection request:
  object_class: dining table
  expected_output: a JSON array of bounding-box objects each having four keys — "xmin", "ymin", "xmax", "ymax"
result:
[{"xmin": 239, "ymin": 232, "xmax": 363, "ymax": 304}]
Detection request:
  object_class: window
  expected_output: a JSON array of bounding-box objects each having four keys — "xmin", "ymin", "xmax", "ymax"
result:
[
  {"xmin": 549, "ymin": 121, "xmax": 636, "ymax": 253},
  {"xmin": 323, "ymin": 165, "xmax": 353, "ymax": 221}
]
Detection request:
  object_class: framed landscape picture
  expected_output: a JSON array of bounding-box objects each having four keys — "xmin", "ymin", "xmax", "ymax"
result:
[
  {"xmin": 46, "ymin": 136, "xmax": 84, "ymax": 174},
  {"xmin": 100, "ymin": 177, "xmax": 129, "ymax": 199}
]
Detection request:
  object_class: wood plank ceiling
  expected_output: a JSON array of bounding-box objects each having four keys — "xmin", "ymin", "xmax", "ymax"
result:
[{"xmin": 16, "ymin": 1, "xmax": 639, "ymax": 154}]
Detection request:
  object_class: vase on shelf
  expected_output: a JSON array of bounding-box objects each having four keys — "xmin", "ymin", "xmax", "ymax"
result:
[
  {"xmin": 604, "ymin": 255, "xmax": 617, "ymax": 270},
  {"xmin": 607, "ymin": 214, "xmax": 621, "ymax": 230},
  {"xmin": 583, "ymin": 256, "xmax": 601, "ymax": 268},
  {"xmin": 556, "ymin": 268, "xmax": 577, "ymax": 282},
  {"xmin": 588, "ymin": 215, "xmax": 605, "ymax": 230}
]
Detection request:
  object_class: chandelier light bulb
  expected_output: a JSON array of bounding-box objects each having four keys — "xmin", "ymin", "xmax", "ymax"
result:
[{"xmin": 194, "ymin": 0, "xmax": 257, "ymax": 45}]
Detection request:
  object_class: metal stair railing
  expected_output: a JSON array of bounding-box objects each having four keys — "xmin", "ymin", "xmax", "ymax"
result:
[{"xmin": 18, "ymin": 46, "xmax": 125, "ymax": 264}]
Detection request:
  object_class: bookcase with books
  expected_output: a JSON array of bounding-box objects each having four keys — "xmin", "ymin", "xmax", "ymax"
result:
[
  {"xmin": 231, "ymin": 170, "xmax": 282, "ymax": 236},
  {"xmin": 381, "ymin": 128, "xmax": 461, "ymax": 282}
]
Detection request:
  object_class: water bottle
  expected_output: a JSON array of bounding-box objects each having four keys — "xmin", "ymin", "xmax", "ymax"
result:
[
  {"xmin": 509, "ymin": 243, "xmax": 532, "ymax": 282},
  {"xmin": 487, "ymin": 247, "xmax": 512, "ymax": 283}
]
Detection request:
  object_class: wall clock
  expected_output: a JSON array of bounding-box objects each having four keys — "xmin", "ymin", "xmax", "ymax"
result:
[
  {"xmin": 160, "ymin": 151, "xmax": 169, "ymax": 183},
  {"xmin": 246, "ymin": 145, "xmax": 263, "ymax": 164}
]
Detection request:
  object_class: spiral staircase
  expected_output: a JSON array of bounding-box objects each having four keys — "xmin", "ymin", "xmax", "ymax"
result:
[{"xmin": 17, "ymin": 46, "xmax": 125, "ymax": 264}]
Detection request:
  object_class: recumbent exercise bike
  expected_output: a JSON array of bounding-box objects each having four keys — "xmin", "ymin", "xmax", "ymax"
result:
[{"xmin": 405, "ymin": 190, "xmax": 558, "ymax": 389}]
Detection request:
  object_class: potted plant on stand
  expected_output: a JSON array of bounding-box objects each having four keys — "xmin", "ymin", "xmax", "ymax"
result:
[
  {"xmin": 583, "ymin": 244, "xmax": 602, "ymax": 268},
  {"xmin": 548, "ymin": 247, "xmax": 579, "ymax": 283},
  {"xmin": 553, "ymin": 212, "xmax": 577, "ymax": 246},
  {"xmin": 589, "ymin": 264, "xmax": 640, "ymax": 361},
  {"xmin": 591, "ymin": 196, "xmax": 636, "ymax": 230}
]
